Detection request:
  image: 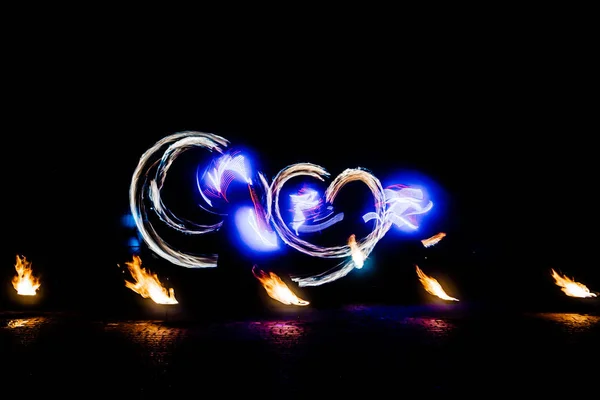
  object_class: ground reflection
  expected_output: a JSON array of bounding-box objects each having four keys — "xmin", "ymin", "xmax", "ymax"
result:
[
  {"xmin": 343, "ymin": 304, "xmax": 456, "ymax": 337},
  {"xmin": 104, "ymin": 321, "xmax": 186, "ymax": 367},
  {"xmin": 249, "ymin": 320, "xmax": 306, "ymax": 350},
  {"xmin": 250, "ymin": 320, "xmax": 304, "ymax": 336},
  {"xmin": 7, "ymin": 319, "xmax": 29, "ymax": 328},
  {"xmin": 1, "ymin": 317, "xmax": 50, "ymax": 346},
  {"xmin": 534, "ymin": 313, "xmax": 600, "ymax": 332},
  {"xmin": 404, "ymin": 317, "xmax": 456, "ymax": 336},
  {"xmin": 247, "ymin": 319, "xmax": 308, "ymax": 384}
]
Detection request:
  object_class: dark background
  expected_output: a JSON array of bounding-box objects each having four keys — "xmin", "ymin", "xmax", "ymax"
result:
[{"xmin": 3, "ymin": 25, "xmax": 598, "ymax": 317}]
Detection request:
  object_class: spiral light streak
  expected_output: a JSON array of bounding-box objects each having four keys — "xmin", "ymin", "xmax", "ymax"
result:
[
  {"xmin": 292, "ymin": 211, "xmax": 344, "ymax": 234},
  {"xmin": 198, "ymin": 151, "xmax": 251, "ymax": 208},
  {"xmin": 269, "ymin": 164, "xmax": 391, "ymax": 286},
  {"xmin": 289, "ymin": 188, "xmax": 344, "ymax": 235},
  {"xmin": 258, "ymin": 172, "xmax": 273, "ymax": 221},
  {"xmin": 363, "ymin": 186, "xmax": 433, "ymax": 230},
  {"xmin": 247, "ymin": 207, "xmax": 278, "ymax": 248},
  {"xmin": 130, "ymin": 132, "xmax": 435, "ymax": 288},
  {"xmin": 129, "ymin": 131, "xmax": 229, "ymax": 269},
  {"xmin": 290, "ymin": 188, "xmax": 321, "ymax": 235}
]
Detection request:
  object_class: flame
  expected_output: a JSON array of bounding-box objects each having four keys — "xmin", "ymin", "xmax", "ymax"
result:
[
  {"xmin": 252, "ymin": 266, "xmax": 309, "ymax": 306},
  {"xmin": 551, "ymin": 269, "xmax": 597, "ymax": 298},
  {"xmin": 120, "ymin": 255, "xmax": 178, "ymax": 304},
  {"xmin": 421, "ymin": 232, "xmax": 446, "ymax": 248},
  {"xmin": 416, "ymin": 265, "xmax": 459, "ymax": 301},
  {"xmin": 12, "ymin": 255, "xmax": 41, "ymax": 296},
  {"xmin": 348, "ymin": 234, "xmax": 365, "ymax": 269}
]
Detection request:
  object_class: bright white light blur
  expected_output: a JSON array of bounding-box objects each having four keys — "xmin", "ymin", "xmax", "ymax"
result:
[{"xmin": 234, "ymin": 206, "xmax": 279, "ymax": 252}]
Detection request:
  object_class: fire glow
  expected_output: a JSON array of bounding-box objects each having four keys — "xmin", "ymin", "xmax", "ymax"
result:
[
  {"xmin": 421, "ymin": 232, "xmax": 446, "ymax": 248},
  {"xmin": 12, "ymin": 255, "xmax": 41, "ymax": 296},
  {"xmin": 551, "ymin": 269, "xmax": 597, "ymax": 298},
  {"xmin": 348, "ymin": 234, "xmax": 365, "ymax": 269},
  {"xmin": 416, "ymin": 265, "xmax": 459, "ymax": 302},
  {"xmin": 252, "ymin": 266, "xmax": 309, "ymax": 306},
  {"xmin": 121, "ymin": 255, "xmax": 178, "ymax": 305}
]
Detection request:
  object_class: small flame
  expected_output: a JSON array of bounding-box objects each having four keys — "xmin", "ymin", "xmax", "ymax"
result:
[
  {"xmin": 12, "ymin": 255, "xmax": 41, "ymax": 296},
  {"xmin": 421, "ymin": 232, "xmax": 446, "ymax": 248},
  {"xmin": 416, "ymin": 265, "xmax": 459, "ymax": 301},
  {"xmin": 551, "ymin": 269, "xmax": 597, "ymax": 298},
  {"xmin": 120, "ymin": 256, "xmax": 178, "ymax": 305},
  {"xmin": 348, "ymin": 234, "xmax": 365, "ymax": 269},
  {"xmin": 252, "ymin": 266, "xmax": 309, "ymax": 306}
]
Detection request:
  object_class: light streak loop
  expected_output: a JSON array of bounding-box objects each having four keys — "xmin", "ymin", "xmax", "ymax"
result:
[{"xmin": 129, "ymin": 131, "xmax": 229, "ymax": 269}]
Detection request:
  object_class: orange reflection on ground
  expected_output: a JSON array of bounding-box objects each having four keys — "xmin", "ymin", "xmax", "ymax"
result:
[
  {"xmin": 1, "ymin": 317, "xmax": 49, "ymax": 346},
  {"xmin": 534, "ymin": 313, "xmax": 600, "ymax": 332},
  {"xmin": 104, "ymin": 321, "xmax": 186, "ymax": 365}
]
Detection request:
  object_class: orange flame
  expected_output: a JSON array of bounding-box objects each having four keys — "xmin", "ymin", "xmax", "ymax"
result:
[
  {"xmin": 421, "ymin": 232, "xmax": 446, "ymax": 248},
  {"xmin": 12, "ymin": 255, "xmax": 41, "ymax": 296},
  {"xmin": 348, "ymin": 234, "xmax": 365, "ymax": 269},
  {"xmin": 252, "ymin": 266, "xmax": 309, "ymax": 306},
  {"xmin": 551, "ymin": 269, "xmax": 597, "ymax": 298},
  {"xmin": 416, "ymin": 265, "xmax": 459, "ymax": 301},
  {"xmin": 120, "ymin": 255, "xmax": 178, "ymax": 304}
]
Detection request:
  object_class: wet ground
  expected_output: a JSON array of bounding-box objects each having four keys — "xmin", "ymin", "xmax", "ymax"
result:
[{"xmin": 2, "ymin": 302, "xmax": 599, "ymax": 397}]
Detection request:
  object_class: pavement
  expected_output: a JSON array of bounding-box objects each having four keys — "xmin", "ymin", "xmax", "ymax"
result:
[{"xmin": 1, "ymin": 302, "xmax": 599, "ymax": 397}]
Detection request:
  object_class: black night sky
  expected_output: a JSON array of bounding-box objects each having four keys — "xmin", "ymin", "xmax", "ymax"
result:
[{"xmin": 4, "ymin": 38, "xmax": 598, "ymax": 316}]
